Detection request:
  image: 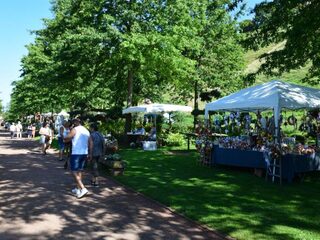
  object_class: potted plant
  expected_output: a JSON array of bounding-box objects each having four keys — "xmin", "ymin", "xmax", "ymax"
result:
[{"xmin": 102, "ymin": 153, "xmax": 126, "ymax": 176}]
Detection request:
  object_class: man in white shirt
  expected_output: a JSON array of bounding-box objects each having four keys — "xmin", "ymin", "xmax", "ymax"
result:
[
  {"xmin": 64, "ymin": 118, "xmax": 92, "ymax": 199},
  {"xmin": 16, "ymin": 121, "xmax": 23, "ymax": 138},
  {"xmin": 9, "ymin": 123, "xmax": 16, "ymax": 139}
]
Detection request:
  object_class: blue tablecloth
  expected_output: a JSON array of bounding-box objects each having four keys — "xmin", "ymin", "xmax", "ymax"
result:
[
  {"xmin": 211, "ymin": 145, "xmax": 320, "ymax": 182},
  {"xmin": 212, "ymin": 145, "xmax": 265, "ymax": 168},
  {"xmin": 282, "ymin": 153, "xmax": 320, "ymax": 182}
]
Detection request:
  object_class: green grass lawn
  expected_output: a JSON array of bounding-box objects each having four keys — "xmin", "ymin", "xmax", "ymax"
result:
[{"xmin": 113, "ymin": 148, "xmax": 320, "ymax": 240}]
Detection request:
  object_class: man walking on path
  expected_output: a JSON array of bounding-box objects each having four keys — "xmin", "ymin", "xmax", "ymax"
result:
[
  {"xmin": 16, "ymin": 121, "xmax": 23, "ymax": 138},
  {"xmin": 64, "ymin": 118, "xmax": 92, "ymax": 199},
  {"xmin": 89, "ymin": 123, "xmax": 105, "ymax": 187},
  {"xmin": 9, "ymin": 123, "xmax": 16, "ymax": 139}
]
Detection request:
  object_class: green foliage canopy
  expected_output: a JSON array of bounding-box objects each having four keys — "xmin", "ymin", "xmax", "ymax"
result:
[
  {"xmin": 10, "ymin": 0, "xmax": 245, "ymax": 122},
  {"xmin": 243, "ymin": 0, "xmax": 320, "ymax": 85}
]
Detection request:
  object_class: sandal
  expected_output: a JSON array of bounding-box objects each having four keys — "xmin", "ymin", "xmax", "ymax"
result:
[
  {"xmin": 64, "ymin": 161, "xmax": 68, "ymax": 170},
  {"xmin": 91, "ymin": 180, "xmax": 99, "ymax": 187}
]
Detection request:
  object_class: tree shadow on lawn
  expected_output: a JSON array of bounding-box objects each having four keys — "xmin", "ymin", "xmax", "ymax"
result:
[
  {"xmin": 117, "ymin": 148, "xmax": 320, "ymax": 240},
  {"xmin": 163, "ymin": 150, "xmax": 194, "ymax": 156}
]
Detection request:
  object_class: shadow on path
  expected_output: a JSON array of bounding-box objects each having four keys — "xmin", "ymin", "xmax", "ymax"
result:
[{"xmin": 0, "ymin": 128, "xmax": 228, "ymax": 240}]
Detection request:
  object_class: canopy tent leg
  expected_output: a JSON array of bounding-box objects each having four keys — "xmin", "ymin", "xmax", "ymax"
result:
[{"xmin": 273, "ymin": 107, "xmax": 281, "ymax": 144}]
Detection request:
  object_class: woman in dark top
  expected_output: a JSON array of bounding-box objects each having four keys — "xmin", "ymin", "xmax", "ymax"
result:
[{"xmin": 88, "ymin": 123, "xmax": 105, "ymax": 187}]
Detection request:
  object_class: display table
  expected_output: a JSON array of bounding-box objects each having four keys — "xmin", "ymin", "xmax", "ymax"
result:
[
  {"xmin": 212, "ymin": 145, "xmax": 265, "ymax": 168},
  {"xmin": 182, "ymin": 133, "xmax": 228, "ymax": 150},
  {"xmin": 211, "ymin": 145, "xmax": 320, "ymax": 182},
  {"xmin": 282, "ymin": 153, "xmax": 320, "ymax": 182},
  {"xmin": 127, "ymin": 132, "xmax": 146, "ymax": 145}
]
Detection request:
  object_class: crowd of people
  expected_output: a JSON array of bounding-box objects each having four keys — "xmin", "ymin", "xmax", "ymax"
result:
[
  {"xmin": 5, "ymin": 117, "xmax": 106, "ymax": 199},
  {"xmin": 7, "ymin": 121, "xmax": 38, "ymax": 139},
  {"xmin": 7, "ymin": 121, "xmax": 34, "ymax": 139}
]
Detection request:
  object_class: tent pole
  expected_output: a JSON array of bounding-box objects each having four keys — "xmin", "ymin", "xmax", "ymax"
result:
[{"xmin": 273, "ymin": 107, "xmax": 281, "ymax": 144}]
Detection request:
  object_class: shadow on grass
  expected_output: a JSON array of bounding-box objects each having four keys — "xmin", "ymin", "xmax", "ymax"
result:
[{"xmin": 114, "ymin": 148, "xmax": 320, "ymax": 240}]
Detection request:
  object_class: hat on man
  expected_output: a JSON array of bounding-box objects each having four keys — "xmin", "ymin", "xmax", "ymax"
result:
[{"xmin": 72, "ymin": 118, "xmax": 81, "ymax": 125}]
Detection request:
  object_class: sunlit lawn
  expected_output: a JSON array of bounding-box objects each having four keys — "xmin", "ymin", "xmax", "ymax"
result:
[{"xmin": 112, "ymin": 147, "xmax": 320, "ymax": 240}]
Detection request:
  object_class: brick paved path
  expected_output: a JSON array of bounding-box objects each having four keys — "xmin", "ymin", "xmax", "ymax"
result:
[{"xmin": 0, "ymin": 128, "xmax": 229, "ymax": 240}]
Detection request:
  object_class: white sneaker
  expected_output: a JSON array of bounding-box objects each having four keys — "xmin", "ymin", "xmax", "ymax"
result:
[
  {"xmin": 76, "ymin": 188, "xmax": 89, "ymax": 199},
  {"xmin": 71, "ymin": 188, "xmax": 80, "ymax": 195}
]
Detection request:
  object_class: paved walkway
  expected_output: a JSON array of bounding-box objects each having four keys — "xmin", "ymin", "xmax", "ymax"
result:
[{"xmin": 0, "ymin": 128, "xmax": 229, "ymax": 240}]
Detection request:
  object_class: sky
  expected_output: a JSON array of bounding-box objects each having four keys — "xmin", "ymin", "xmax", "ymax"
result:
[
  {"xmin": 0, "ymin": 0, "xmax": 262, "ymax": 110},
  {"xmin": 0, "ymin": 0, "xmax": 52, "ymax": 109}
]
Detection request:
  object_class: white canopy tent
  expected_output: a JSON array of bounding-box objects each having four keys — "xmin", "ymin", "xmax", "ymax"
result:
[
  {"xmin": 57, "ymin": 110, "xmax": 70, "ymax": 117},
  {"xmin": 123, "ymin": 103, "xmax": 192, "ymax": 142},
  {"xmin": 122, "ymin": 103, "xmax": 192, "ymax": 114},
  {"xmin": 55, "ymin": 110, "xmax": 70, "ymax": 131},
  {"xmin": 205, "ymin": 80, "xmax": 320, "ymax": 139}
]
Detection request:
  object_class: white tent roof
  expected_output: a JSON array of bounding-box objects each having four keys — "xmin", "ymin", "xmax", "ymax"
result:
[
  {"xmin": 42, "ymin": 112, "xmax": 52, "ymax": 117},
  {"xmin": 205, "ymin": 80, "xmax": 320, "ymax": 118},
  {"xmin": 58, "ymin": 110, "xmax": 70, "ymax": 116},
  {"xmin": 123, "ymin": 103, "xmax": 192, "ymax": 114}
]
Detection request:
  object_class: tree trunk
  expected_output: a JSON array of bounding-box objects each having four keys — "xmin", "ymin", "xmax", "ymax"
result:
[
  {"xmin": 193, "ymin": 80, "xmax": 198, "ymax": 130},
  {"xmin": 125, "ymin": 69, "xmax": 133, "ymax": 136}
]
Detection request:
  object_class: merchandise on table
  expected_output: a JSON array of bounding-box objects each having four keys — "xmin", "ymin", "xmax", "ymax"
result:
[{"xmin": 216, "ymin": 135, "xmax": 317, "ymax": 156}]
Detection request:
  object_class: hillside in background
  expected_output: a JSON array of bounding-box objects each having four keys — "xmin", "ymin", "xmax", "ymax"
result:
[
  {"xmin": 244, "ymin": 43, "xmax": 320, "ymax": 88},
  {"xmin": 192, "ymin": 44, "xmax": 319, "ymax": 110}
]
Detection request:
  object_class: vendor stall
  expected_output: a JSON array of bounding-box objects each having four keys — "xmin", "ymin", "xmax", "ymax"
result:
[
  {"xmin": 204, "ymin": 80, "xmax": 320, "ymax": 182},
  {"xmin": 211, "ymin": 145, "xmax": 320, "ymax": 182},
  {"xmin": 205, "ymin": 80, "xmax": 320, "ymax": 139},
  {"xmin": 123, "ymin": 103, "xmax": 192, "ymax": 115},
  {"xmin": 183, "ymin": 132, "xmax": 227, "ymax": 150},
  {"xmin": 122, "ymin": 103, "xmax": 192, "ymax": 148}
]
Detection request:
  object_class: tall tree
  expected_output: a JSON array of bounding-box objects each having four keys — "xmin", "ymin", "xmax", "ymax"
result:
[
  {"xmin": 102, "ymin": 0, "xmax": 197, "ymax": 132},
  {"xmin": 173, "ymin": 1, "xmax": 245, "ymax": 126},
  {"xmin": 21, "ymin": 0, "xmax": 194, "ymax": 122},
  {"xmin": 16, "ymin": 0, "xmax": 116, "ymax": 116},
  {"xmin": 243, "ymin": 0, "xmax": 320, "ymax": 85},
  {"xmin": 12, "ymin": 0, "xmax": 244, "ymax": 129}
]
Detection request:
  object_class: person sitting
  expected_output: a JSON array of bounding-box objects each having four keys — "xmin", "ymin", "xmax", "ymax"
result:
[
  {"xmin": 134, "ymin": 125, "xmax": 146, "ymax": 147},
  {"xmin": 148, "ymin": 125, "xmax": 157, "ymax": 141},
  {"xmin": 134, "ymin": 125, "xmax": 146, "ymax": 135}
]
